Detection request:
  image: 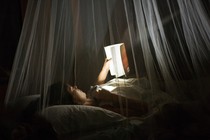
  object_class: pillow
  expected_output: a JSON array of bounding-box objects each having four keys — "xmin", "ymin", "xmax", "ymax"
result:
[{"xmin": 41, "ymin": 105, "xmax": 126, "ymax": 135}]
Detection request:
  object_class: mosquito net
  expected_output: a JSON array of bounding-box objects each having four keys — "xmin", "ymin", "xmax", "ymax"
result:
[{"xmin": 4, "ymin": 0, "xmax": 210, "ymax": 114}]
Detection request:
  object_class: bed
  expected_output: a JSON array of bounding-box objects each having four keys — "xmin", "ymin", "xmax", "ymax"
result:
[
  {"xmin": 39, "ymin": 86, "xmax": 173, "ymax": 139},
  {"xmin": 6, "ymin": 77, "xmax": 178, "ymax": 140}
]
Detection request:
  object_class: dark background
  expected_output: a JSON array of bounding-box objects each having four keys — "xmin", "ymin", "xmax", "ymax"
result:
[{"xmin": 0, "ymin": 0, "xmax": 27, "ymax": 106}]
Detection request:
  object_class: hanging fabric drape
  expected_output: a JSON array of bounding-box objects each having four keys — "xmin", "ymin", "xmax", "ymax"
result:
[{"xmin": 4, "ymin": 0, "xmax": 210, "ymax": 111}]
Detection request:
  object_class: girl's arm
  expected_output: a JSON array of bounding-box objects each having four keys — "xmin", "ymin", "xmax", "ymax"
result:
[{"xmin": 96, "ymin": 58, "xmax": 111, "ymax": 85}]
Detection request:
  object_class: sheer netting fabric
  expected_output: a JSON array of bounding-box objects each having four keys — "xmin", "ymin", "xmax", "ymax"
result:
[{"xmin": 4, "ymin": 0, "xmax": 210, "ymax": 112}]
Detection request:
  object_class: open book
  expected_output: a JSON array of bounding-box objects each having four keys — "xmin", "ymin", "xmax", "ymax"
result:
[{"xmin": 104, "ymin": 43, "xmax": 130, "ymax": 77}]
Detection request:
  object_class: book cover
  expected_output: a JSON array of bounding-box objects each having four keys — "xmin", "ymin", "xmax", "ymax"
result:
[{"xmin": 104, "ymin": 43, "xmax": 130, "ymax": 77}]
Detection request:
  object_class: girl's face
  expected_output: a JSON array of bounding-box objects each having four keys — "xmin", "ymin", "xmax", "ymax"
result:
[{"xmin": 67, "ymin": 85, "xmax": 87, "ymax": 105}]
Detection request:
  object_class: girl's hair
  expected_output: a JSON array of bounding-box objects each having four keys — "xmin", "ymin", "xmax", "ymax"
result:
[{"xmin": 47, "ymin": 82, "xmax": 75, "ymax": 106}]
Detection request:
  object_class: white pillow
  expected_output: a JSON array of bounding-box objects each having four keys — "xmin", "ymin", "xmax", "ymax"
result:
[{"xmin": 41, "ymin": 105, "xmax": 126, "ymax": 135}]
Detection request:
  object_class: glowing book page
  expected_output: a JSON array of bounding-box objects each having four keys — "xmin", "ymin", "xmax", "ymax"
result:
[
  {"xmin": 104, "ymin": 43, "xmax": 129, "ymax": 77},
  {"xmin": 100, "ymin": 85, "xmax": 117, "ymax": 92}
]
